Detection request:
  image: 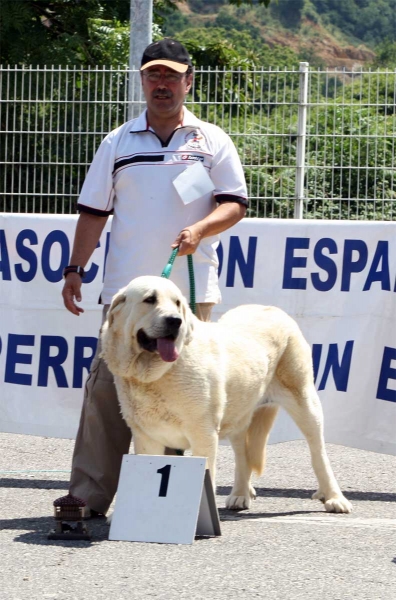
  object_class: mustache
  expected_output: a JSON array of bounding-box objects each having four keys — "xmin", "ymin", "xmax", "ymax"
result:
[{"xmin": 153, "ymin": 90, "xmax": 172, "ymax": 98}]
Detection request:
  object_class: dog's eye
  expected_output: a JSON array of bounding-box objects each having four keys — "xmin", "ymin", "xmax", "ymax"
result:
[
  {"xmin": 176, "ymin": 300, "xmax": 181, "ymax": 307},
  {"xmin": 143, "ymin": 294, "xmax": 157, "ymax": 304}
]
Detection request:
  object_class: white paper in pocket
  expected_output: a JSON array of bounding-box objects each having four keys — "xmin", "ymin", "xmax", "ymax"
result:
[{"xmin": 173, "ymin": 160, "xmax": 215, "ymax": 205}]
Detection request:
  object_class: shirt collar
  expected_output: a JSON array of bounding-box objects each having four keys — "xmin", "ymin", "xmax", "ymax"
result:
[
  {"xmin": 129, "ymin": 107, "xmax": 202, "ymax": 133},
  {"xmin": 180, "ymin": 107, "xmax": 203, "ymax": 129}
]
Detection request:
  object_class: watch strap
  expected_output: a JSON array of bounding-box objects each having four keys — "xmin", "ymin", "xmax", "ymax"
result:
[{"xmin": 63, "ymin": 265, "xmax": 85, "ymax": 279}]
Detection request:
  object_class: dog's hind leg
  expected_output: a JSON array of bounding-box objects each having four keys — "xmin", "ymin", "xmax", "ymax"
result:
[
  {"xmin": 280, "ymin": 385, "xmax": 352, "ymax": 514},
  {"xmin": 246, "ymin": 405, "xmax": 279, "ymax": 476},
  {"xmin": 226, "ymin": 405, "xmax": 279, "ymax": 510}
]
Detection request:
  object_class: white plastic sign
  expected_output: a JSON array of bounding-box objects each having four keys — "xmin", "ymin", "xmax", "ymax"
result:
[
  {"xmin": 109, "ymin": 455, "xmax": 221, "ymax": 545},
  {"xmin": 172, "ymin": 160, "xmax": 215, "ymax": 205}
]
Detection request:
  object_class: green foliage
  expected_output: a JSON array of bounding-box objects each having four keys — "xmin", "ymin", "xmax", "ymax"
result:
[
  {"xmin": 153, "ymin": 0, "xmax": 185, "ymax": 27},
  {"xmin": 227, "ymin": 0, "xmax": 272, "ymax": 6},
  {"xmin": 188, "ymin": 0, "xmax": 227, "ymax": 12},
  {"xmin": 0, "ymin": 0, "xmax": 126, "ymax": 65},
  {"xmin": 160, "ymin": 11, "xmax": 190, "ymax": 36},
  {"xmin": 310, "ymin": 0, "xmax": 396, "ymax": 47},
  {"xmin": 304, "ymin": 104, "xmax": 396, "ymax": 219},
  {"xmin": 270, "ymin": 0, "xmax": 304, "ymax": 30},
  {"xmin": 336, "ymin": 71, "xmax": 396, "ymax": 117},
  {"xmin": 178, "ymin": 25, "xmax": 299, "ymax": 69},
  {"xmin": 0, "ymin": 64, "xmax": 130, "ymax": 213},
  {"xmin": 87, "ymin": 19, "xmax": 130, "ymax": 66},
  {"xmin": 0, "ymin": 0, "xmax": 181, "ymax": 65},
  {"xmin": 176, "ymin": 27, "xmax": 299, "ymax": 126},
  {"xmin": 371, "ymin": 41, "xmax": 396, "ymax": 68}
]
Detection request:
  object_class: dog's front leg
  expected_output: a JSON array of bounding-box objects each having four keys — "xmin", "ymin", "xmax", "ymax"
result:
[
  {"xmin": 186, "ymin": 429, "xmax": 218, "ymax": 490},
  {"xmin": 132, "ymin": 423, "xmax": 166, "ymax": 456},
  {"xmin": 106, "ymin": 423, "xmax": 165, "ymax": 526}
]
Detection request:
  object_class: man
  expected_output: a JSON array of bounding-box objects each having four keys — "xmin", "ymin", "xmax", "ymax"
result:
[{"xmin": 58, "ymin": 39, "xmax": 247, "ymax": 517}]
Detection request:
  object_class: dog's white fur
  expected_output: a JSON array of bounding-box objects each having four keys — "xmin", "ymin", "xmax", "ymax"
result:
[{"xmin": 101, "ymin": 275, "xmax": 352, "ymax": 513}]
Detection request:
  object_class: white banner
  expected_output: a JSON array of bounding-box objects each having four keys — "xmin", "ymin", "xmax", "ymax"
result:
[{"xmin": 0, "ymin": 214, "xmax": 395, "ymax": 454}]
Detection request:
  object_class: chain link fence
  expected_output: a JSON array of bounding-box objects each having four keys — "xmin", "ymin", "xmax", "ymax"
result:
[{"xmin": 1, "ymin": 64, "xmax": 395, "ymax": 219}]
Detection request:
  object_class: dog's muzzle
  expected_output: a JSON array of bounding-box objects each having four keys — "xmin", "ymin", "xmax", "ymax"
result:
[{"xmin": 137, "ymin": 315, "xmax": 182, "ymax": 362}]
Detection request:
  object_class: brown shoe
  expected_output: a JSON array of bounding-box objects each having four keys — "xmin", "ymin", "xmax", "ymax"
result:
[{"xmin": 53, "ymin": 494, "xmax": 105, "ymax": 519}]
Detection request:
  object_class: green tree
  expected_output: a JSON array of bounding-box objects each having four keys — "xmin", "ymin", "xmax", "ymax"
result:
[
  {"xmin": 304, "ymin": 102, "xmax": 396, "ymax": 219},
  {"xmin": 372, "ymin": 40, "xmax": 396, "ymax": 68},
  {"xmin": 270, "ymin": 0, "xmax": 304, "ymax": 29},
  {"xmin": 0, "ymin": 0, "xmax": 183, "ymax": 65},
  {"xmin": 311, "ymin": 0, "xmax": 396, "ymax": 47}
]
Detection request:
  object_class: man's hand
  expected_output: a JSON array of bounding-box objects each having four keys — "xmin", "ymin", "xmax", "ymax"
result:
[
  {"xmin": 172, "ymin": 225, "xmax": 203, "ymax": 256},
  {"xmin": 62, "ymin": 273, "xmax": 84, "ymax": 316},
  {"xmin": 171, "ymin": 203, "xmax": 246, "ymax": 256},
  {"xmin": 61, "ymin": 212, "xmax": 109, "ymax": 315}
]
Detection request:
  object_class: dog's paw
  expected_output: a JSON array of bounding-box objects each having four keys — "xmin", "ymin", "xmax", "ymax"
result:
[
  {"xmin": 324, "ymin": 496, "xmax": 352, "ymax": 514},
  {"xmin": 225, "ymin": 484, "xmax": 256, "ymax": 510},
  {"xmin": 312, "ymin": 490, "xmax": 352, "ymax": 513},
  {"xmin": 106, "ymin": 512, "xmax": 113, "ymax": 525},
  {"xmin": 226, "ymin": 485, "xmax": 255, "ymax": 510},
  {"xmin": 225, "ymin": 494, "xmax": 252, "ymax": 510}
]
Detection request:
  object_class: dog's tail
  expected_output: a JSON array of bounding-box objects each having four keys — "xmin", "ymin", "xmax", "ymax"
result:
[{"xmin": 246, "ymin": 405, "xmax": 279, "ymax": 475}]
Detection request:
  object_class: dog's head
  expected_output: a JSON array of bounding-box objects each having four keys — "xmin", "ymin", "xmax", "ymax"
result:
[{"xmin": 100, "ymin": 276, "xmax": 195, "ymax": 382}]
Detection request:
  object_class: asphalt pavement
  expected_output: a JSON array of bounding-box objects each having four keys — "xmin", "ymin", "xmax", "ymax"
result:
[{"xmin": 0, "ymin": 432, "xmax": 395, "ymax": 600}]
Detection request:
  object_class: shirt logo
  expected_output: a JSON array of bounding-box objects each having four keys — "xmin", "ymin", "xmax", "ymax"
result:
[
  {"xmin": 185, "ymin": 130, "xmax": 205, "ymax": 149},
  {"xmin": 173, "ymin": 153, "xmax": 204, "ymax": 162}
]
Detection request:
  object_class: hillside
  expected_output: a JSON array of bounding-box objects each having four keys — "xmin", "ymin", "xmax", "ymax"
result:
[{"xmin": 162, "ymin": 0, "xmax": 396, "ymax": 68}]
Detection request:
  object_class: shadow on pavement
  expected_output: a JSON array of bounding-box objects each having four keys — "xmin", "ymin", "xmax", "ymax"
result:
[
  {"xmin": 218, "ymin": 508, "xmax": 322, "ymax": 521},
  {"xmin": 216, "ymin": 486, "xmax": 396, "ymax": 502},
  {"xmin": 2, "ymin": 511, "xmax": 324, "ymax": 547},
  {"xmin": 0, "ymin": 478, "xmax": 69, "ymax": 490},
  {"xmin": 0, "ymin": 516, "xmax": 110, "ymax": 546},
  {"xmin": 6, "ymin": 480, "xmax": 395, "ymax": 502}
]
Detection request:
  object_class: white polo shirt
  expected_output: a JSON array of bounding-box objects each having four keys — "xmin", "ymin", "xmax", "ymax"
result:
[{"xmin": 77, "ymin": 108, "xmax": 247, "ymax": 304}]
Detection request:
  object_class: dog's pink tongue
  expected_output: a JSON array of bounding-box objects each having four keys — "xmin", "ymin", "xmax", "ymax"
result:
[{"xmin": 157, "ymin": 338, "xmax": 179, "ymax": 362}]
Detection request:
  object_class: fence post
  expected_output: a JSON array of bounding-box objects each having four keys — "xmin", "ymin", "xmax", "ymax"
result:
[
  {"xmin": 128, "ymin": 0, "xmax": 153, "ymax": 120},
  {"xmin": 294, "ymin": 62, "xmax": 309, "ymax": 219}
]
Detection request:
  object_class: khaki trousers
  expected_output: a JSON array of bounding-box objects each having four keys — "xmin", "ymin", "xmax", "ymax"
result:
[{"xmin": 69, "ymin": 303, "xmax": 214, "ymax": 514}]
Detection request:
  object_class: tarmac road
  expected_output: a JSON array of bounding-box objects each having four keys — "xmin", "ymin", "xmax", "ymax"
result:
[{"xmin": 0, "ymin": 432, "xmax": 395, "ymax": 600}]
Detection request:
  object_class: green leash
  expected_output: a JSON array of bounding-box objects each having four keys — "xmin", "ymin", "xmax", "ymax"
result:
[
  {"xmin": 161, "ymin": 248, "xmax": 196, "ymax": 315},
  {"xmin": 161, "ymin": 248, "xmax": 195, "ymax": 457}
]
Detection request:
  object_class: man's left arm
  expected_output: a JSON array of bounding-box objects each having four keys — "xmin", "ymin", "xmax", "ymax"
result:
[
  {"xmin": 173, "ymin": 128, "xmax": 248, "ymax": 255},
  {"xmin": 172, "ymin": 201, "xmax": 246, "ymax": 256}
]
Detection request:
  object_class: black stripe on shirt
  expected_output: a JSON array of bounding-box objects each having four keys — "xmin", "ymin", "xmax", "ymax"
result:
[
  {"xmin": 113, "ymin": 154, "xmax": 165, "ymax": 174},
  {"xmin": 77, "ymin": 203, "xmax": 113, "ymax": 217},
  {"xmin": 215, "ymin": 194, "xmax": 249, "ymax": 207}
]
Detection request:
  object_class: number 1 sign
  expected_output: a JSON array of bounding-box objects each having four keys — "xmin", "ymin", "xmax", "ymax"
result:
[{"xmin": 109, "ymin": 455, "xmax": 221, "ymax": 545}]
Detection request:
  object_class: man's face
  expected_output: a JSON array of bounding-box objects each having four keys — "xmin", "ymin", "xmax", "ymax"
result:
[{"xmin": 141, "ymin": 65, "xmax": 193, "ymax": 119}]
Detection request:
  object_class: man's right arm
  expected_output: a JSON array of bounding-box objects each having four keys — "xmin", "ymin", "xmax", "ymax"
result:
[{"xmin": 62, "ymin": 211, "xmax": 109, "ymax": 316}]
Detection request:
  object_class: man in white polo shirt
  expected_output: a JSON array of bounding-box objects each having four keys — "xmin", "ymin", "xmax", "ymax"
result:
[{"xmin": 57, "ymin": 39, "xmax": 248, "ymax": 517}]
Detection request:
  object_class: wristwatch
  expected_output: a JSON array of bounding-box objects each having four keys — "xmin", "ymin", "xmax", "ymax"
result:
[{"xmin": 63, "ymin": 265, "xmax": 85, "ymax": 279}]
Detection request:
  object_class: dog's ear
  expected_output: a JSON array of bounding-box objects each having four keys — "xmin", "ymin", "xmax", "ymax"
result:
[
  {"xmin": 182, "ymin": 298, "xmax": 195, "ymax": 345},
  {"xmin": 107, "ymin": 291, "xmax": 126, "ymax": 328},
  {"xmin": 101, "ymin": 290, "xmax": 127, "ymax": 376}
]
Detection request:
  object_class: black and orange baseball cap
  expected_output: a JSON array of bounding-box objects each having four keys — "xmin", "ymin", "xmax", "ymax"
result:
[{"xmin": 140, "ymin": 39, "xmax": 193, "ymax": 73}]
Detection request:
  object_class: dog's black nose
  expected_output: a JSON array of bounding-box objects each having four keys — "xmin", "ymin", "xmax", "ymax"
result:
[{"xmin": 165, "ymin": 316, "xmax": 182, "ymax": 331}]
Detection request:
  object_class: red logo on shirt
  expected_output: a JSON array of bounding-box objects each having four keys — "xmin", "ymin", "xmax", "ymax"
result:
[{"xmin": 185, "ymin": 130, "xmax": 205, "ymax": 149}]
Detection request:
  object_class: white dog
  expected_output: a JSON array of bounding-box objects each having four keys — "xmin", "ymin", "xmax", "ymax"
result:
[{"xmin": 101, "ymin": 275, "xmax": 352, "ymax": 513}]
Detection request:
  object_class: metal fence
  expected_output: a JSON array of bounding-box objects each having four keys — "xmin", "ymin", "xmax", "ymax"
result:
[{"xmin": 1, "ymin": 63, "xmax": 395, "ymax": 220}]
